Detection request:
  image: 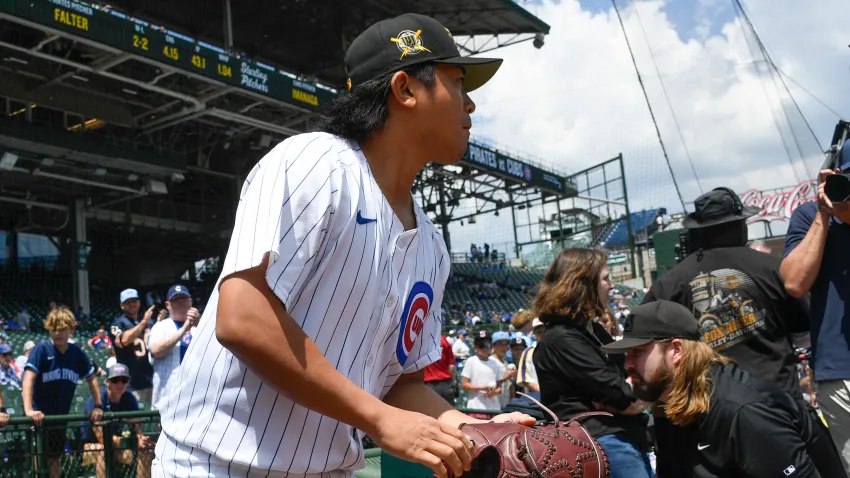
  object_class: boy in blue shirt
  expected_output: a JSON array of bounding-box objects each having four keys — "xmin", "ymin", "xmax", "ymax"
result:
[{"xmin": 23, "ymin": 306, "xmax": 103, "ymax": 478}]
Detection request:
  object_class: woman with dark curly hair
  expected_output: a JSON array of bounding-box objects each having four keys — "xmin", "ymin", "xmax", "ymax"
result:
[{"xmin": 533, "ymin": 247, "xmax": 652, "ymax": 478}]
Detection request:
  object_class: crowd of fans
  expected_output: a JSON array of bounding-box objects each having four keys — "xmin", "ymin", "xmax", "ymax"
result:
[
  {"xmin": 0, "ymin": 284, "xmax": 198, "ymax": 478},
  {"xmin": 0, "ymin": 178, "xmax": 845, "ymax": 477}
]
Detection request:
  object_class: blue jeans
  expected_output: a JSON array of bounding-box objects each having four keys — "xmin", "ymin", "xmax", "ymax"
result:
[{"xmin": 596, "ymin": 433, "xmax": 653, "ymax": 478}]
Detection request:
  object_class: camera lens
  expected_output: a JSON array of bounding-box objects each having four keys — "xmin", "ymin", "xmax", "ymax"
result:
[{"xmin": 824, "ymin": 173, "xmax": 850, "ymax": 203}]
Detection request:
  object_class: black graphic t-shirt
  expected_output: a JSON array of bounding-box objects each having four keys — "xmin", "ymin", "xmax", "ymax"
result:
[
  {"xmin": 643, "ymin": 246, "xmax": 809, "ymax": 398},
  {"xmin": 109, "ymin": 314, "xmax": 154, "ymax": 391}
]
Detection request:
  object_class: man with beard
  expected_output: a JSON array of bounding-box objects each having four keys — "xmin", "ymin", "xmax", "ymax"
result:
[{"xmin": 602, "ymin": 300, "xmax": 845, "ymax": 478}]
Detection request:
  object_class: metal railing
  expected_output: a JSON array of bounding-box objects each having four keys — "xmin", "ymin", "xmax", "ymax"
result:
[
  {"xmin": 1, "ymin": 411, "xmax": 159, "ymax": 478},
  {"xmin": 1, "ymin": 409, "xmax": 501, "ymax": 478}
]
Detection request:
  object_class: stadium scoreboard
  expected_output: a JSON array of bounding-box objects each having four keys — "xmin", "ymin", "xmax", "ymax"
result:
[{"xmin": 0, "ymin": 0, "xmax": 336, "ymax": 111}]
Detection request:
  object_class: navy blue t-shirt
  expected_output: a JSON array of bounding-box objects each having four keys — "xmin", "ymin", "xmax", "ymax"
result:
[
  {"xmin": 25, "ymin": 341, "xmax": 94, "ymax": 415},
  {"xmin": 784, "ymin": 202, "xmax": 850, "ymax": 381},
  {"xmin": 81, "ymin": 387, "xmax": 140, "ymax": 443},
  {"xmin": 109, "ymin": 314, "xmax": 154, "ymax": 391}
]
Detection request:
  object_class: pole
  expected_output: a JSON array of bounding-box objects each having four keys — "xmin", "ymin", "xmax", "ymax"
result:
[
  {"xmin": 619, "ymin": 154, "xmax": 637, "ymax": 280},
  {"xmin": 509, "ymin": 191, "xmax": 520, "ymax": 260},
  {"xmin": 223, "ymin": 0, "xmax": 234, "ymax": 50},
  {"xmin": 437, "ymin": 181, "xmax": 452, "ymax": 253}
]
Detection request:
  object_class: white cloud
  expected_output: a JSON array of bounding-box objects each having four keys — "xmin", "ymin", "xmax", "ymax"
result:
[{"xmin": 445, "ymin": 0, "xmax": 848, "ymax": 255}]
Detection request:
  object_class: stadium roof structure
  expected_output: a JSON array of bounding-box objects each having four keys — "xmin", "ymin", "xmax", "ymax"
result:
[
  {"xmin": 97, "ymin": 0, "xmax": 551, "ymax": 86},
  {"xmin": 0, "ymin": 0, "xmax": 600, "ymax": 301}
]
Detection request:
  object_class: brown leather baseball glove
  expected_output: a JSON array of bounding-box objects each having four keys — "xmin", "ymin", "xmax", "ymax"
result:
[{"xmin": 452, "ymin": 394, "xmax": 611, "ymax": 478}]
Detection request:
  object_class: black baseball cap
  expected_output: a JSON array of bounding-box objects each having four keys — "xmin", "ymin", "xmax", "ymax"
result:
[
  {"xmin": 345, "ymin": 13, "xmax": 503, "ymax": 92},
  {"xmin": 601, "ymin": 300, "xmax": 700, "ymax": 353}
]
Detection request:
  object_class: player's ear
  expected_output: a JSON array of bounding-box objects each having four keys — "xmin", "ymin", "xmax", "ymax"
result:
[{"xmin": 388, "ymin": 70, "xmax": 417, "ymax": 110}]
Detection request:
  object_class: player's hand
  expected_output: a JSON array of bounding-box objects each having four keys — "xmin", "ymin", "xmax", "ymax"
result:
[
  {"xmin": 488, "ymin": 411, "xmax": 536, "ymax": 426},
  {"xmin": 157, "ymin": 308, "xmax": 168, "ymax": 322},
  {"xmin": 142, "ymin": 305, "xmax": 155, "ymax": 323},
  {"xmin": 818, "ymin": 169, "xmax": 838, "ymax": 215},
  {"xmin": 0, "ymin": 412, "xmax": 9, "ymax": 428},
  {"xmin": 372, "ymin": 408, "xmax": 473, "ymax": 478},
  {"xmin": 27, "ymin": 410, "xmax": 44, "ymax": 427},
  {"xmin": 90, "ymin": 407, "xmax": 104, "ymax": 423}
]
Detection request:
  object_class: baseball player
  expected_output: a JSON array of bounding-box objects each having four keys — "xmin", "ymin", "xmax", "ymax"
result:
[{"xmin": 153, "ymin": 13, "xmax": 533, "ymax": 478}]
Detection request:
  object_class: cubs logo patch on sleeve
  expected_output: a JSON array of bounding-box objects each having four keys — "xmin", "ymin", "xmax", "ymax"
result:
[{"xmin": 396, "ymin": 281, "xmax": 433, "ymax": 366}]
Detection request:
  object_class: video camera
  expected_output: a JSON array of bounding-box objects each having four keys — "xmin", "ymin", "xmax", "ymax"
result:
[{"xmin": 823, "ymin": 120, "xmax": 850, "ymax": 203}]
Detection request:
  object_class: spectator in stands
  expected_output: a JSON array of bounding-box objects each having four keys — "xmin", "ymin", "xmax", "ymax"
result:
[
  {"xmin": 491, "ymin": 331, "xmax": 517, "ymax": 408},
  {"xmin": 15, "ymin": 340, "xmax": 35, "ymax": 377},
  {"xmin": 510, "ymin": 310, "xmax": 536, "ymax": 349},
  {"xmin": 451, "ymin": 329, "xmax": 470, "ymax": 365},
  {"xmin": 82, "ymin": 363, "xmax": 153, "ymax": 478},
  {"xmin": 517, "ymin": 318, "xmax": 545, "ymax": 399},
  {"xmin": 148, "ymin": 284, "xmax": 199, "ymax": 410},
  {"xmin": 782, "ymin": 157, "xmax": 850, "ymax": 471},
  {"xmin": 643, "ymin": 187, "xmax": 811, "ymax": 399},
  {"xmin": 461, "ymin": 332, "xmax": 505, "ymax": 413},
  {"xmin": 23, "ymin": 306, "xmax": 103, "ymax": 478},
  {"xmin": 508, "ymin": 337, "xmax": 526, "ymax": 394},
  {"xmin": 533, "ymin": 247, "xmax": 652, "ymax": 478},
  {"xmin": 88, "ymin": 326, "xmax": 112, "ymax": 349},
  {"xmin": 110, "ymin": 288, "xmax": 155, "ymax": 406},
  {"xmin": 4, "ymin": 315, "xmax": 24, "ymax": 331},
  {"xmin": 17, "ymin": 306, "xmax": 31, "ymax": 331},
  {"xmin": 0, "ymin": 343, "xmax": 21, "ymax": 389},
  {"xmin": 424, "ymin": 334, "xmax": 456, "ymax": 405}
]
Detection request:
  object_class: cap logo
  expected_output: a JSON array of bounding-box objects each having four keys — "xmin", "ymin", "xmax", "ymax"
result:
[
  {"xmin": 175, "ymin": 286, "xmax": 182, "ymax": 292},
  {"xmin": 390, "ymin": 30, "xmax": 431, "ymax": 59},
  {"xmin": 346, "ymin": 78, "xmax": 352, "ymax": 91},
  {"xmin": 444, "ymin": 27, "xmax": 453, "ymax": 39}
]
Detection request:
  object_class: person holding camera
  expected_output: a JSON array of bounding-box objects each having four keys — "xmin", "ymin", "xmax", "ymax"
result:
[
  {"xmin": 782, "ymin": 147, "xmax": 850, "ymax": 471},
  {"xmin": 642, "ymin": 187, "xmax": 811, "ymax": 399}
]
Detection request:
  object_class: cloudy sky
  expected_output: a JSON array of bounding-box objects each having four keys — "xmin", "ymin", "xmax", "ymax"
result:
[{"xmin": 444, "ymin": 0, "xmax": 848, "ymax": 256}]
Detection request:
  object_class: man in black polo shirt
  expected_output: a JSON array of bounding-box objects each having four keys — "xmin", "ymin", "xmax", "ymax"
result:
[
  {"xmin": 642, "ymin": 187, "xmax": 810, "ymax": 398},
  {"xmin": 603, "ymin": 300, "xmax": 845, "ymax": 478}
]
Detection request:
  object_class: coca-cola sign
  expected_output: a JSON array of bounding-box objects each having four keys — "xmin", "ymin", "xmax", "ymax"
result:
[{"xmin": 739, "ymin": 180, "xmax": 817, "ymax": 223}]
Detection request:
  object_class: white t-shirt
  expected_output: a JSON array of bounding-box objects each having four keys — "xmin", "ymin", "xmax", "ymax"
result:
[
  {"xmin": 148, "ymin": 318, "xmax": 195, "ymax": 410},
  {"xmin": 462, "ymin": 356, "xmax": 505, "ymax": 411},
  {"xmin": 156, "ymin": 133, "xmax": 449, "ymax": 477},
  {"xmin": 452, "ymin": 339, "xmax": 470, "ymax": 358}
]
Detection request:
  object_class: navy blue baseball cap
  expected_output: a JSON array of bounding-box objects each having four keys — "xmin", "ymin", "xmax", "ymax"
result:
[
  {"xmin": 167, "ymin": 284, "xmax": 191, "ymax": 301},
  {"xmin": 0, "ymin": 343, "xmax": 11, "ymax": 354}
]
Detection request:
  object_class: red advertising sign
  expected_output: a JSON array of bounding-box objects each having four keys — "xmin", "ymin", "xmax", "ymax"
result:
[{"xmin": 739, "ymin": 180, "xmax": 817, "ymax": 223}]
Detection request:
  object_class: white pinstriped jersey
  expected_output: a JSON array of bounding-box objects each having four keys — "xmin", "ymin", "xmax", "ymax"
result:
[{"xmin": 155, "ymin": 132, "xmax": 449, "ymax": 477}]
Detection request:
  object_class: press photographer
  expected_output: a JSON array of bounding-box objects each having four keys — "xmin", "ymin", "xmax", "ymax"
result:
[{"xmin": 782, "ymin": 120, "xmax": 850, "ymax": 472}]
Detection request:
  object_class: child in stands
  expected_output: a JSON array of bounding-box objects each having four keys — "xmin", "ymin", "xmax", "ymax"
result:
[{"xmin": 23, "ymin": 306, "xmax": 103, "ymax": 478}]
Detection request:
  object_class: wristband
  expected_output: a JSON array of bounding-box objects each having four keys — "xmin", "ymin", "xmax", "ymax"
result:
[{"xmin": 93, "ymin": 405, "xmax": 103, "ymax": 410}]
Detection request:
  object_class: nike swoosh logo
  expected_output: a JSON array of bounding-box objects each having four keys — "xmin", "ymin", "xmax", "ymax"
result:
[
  {"xmin": 697, "ymin": 444, "xmax": 710, "ymax": 450},
  {"xmin": 47, "ymin": 356, "xmax": 54, "ymax": 360},
  {"xmin": 356, "ymin": 211, "xmax": 377, "ymax": 224}
]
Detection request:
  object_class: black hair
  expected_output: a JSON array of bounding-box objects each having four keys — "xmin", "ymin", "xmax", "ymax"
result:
[{"xmin": 313, "ymin": 63, "xmax": 437, "ymax": 143}]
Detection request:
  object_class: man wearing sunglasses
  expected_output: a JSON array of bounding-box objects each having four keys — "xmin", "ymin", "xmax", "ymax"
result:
[
  {"xmin": 83, "ymin": 363, "xmax": 154, "ymax": 478},
  {"xmin": 0, "ymin": 343, "xmax": 21, "ymax": 390}
]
